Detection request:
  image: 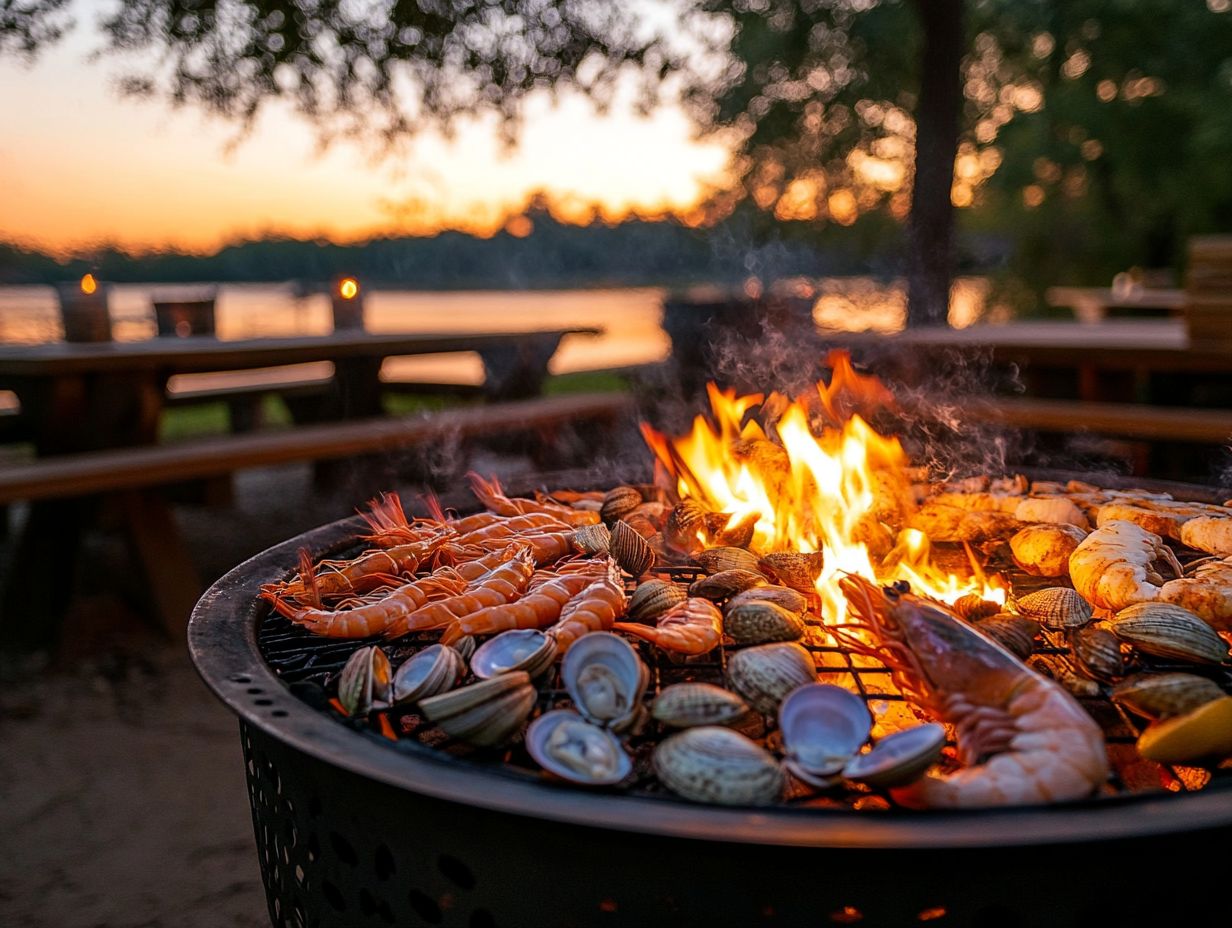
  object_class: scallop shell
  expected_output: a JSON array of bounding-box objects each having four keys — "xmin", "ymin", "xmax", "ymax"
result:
[
  {"xmin": 1070, "ymin": 626, "xmax": 1124, "ymax": 682},
  {"xmin": 665, "ymin": 500, "xmax": 710, "ymax": 552},
  {"xmin": 842, "ymin": 723, "xmax": 946, "ymax": 789},
  {"xmin": 470, "ymin": 629, "xmax": 558, "ymax": 680},
  {"xmin": 952, "ymin": 593, "xmax": 1001, "ymax": 622},
  {"xmin": 726, "ymin": 642, "xmax": 816, "ymax": 715},
  {"xmin": 525, "ymin": 710, "xmax": 632, "ymax": 786},
  {"xmin": 571, "ymin": 523, "xmax": 612, "ymax": 557},
  {"xmin": 1014, "ymin": 587, "xmax": 1093, "ymax": 629},
  {"xmin": 561, "ymin": 632, "xmax": 648, "ymax": 732},
  {"xmin": 976, "ymin": 615, "xmax": 1039, "ymax": 660},
  {"xmin": 627, "ymin": 579, "xmax": 687, "ymax": 621},
  {"xmin": 391, "ymin": 644, "xmax": 464, "ymax": 705},
  {"xmin": 689, "ymin": 569, "xmax": 767, "ymax": 601},
  {"xmin": 1136, "ymin": 696, "xmax": 1232, "ymax": 764},
  {"xmin": 723, "ymin": 601, "xmax": 805, "ymax": 645},
  {"xmin": 695, "ymin": 546, "xmax": 761, "ymax": 575},
  {"xmin": 337, "ymin": 645, "xmax": 392, "ymax": 716},
  {"xmin": 609, "ymin": 520, "xmax": 655, "ymax": 576},
  {"xmin": 653, "ymin": 726, "xmax": 784, "ymax": 805},
  {"xmin": 419, "ymin": 671, "xmax": 536, "ymax": 747},
  {"xmin": 1111, "ymin": 603, "xmax": 1231, "ymax": 664},
  {"xmin": 727, "ymin": 585, "xmax": 808, "ymax": 616},
  {"xmin": 600, "ymin": 486, "xmax": 643, "ymax": 525},
  {"xmin": 652, "ymin": 682, "xmax": 750, "ymax": 728},
  {"xmin": 757, "ymin": 552, "xmax": 825, "ymax": 594},
  {"xmin": 778, "ymin": 684, "xmax": 871, "ymax": 787},
  {"xmin": 1111, "ymin": 672, "xmax": 1226, "ymax": 721}
]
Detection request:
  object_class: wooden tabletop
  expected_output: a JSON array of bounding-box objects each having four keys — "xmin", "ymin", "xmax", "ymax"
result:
[{"xmin": 0, "ymin": 328, "xmax": 603, "ymax": 377}]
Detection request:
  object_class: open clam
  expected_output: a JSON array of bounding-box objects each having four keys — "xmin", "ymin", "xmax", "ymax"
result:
[
  {"xmin": 470, "ymin": 629, "xmax": 558, "ymax": 680},
  {"xmin": 778, "ymin": 684, "xmax": 871, "ymax": 787},
  {"xmin": 561, "ymin": 632, "xmax": 648, "ymax": 732},
  {"xmin": 419, "ymin": 672, "xmax": 537, "ymax": 748},
  {"xmin": 653, "ymin": 726, "xmax": 783, "ymax": 805},
  {"xmin": 526, "ymin": 709, "xmax": 632, "ymax": 786},
  {"xmin": 842, "ymin": 723, "xmax": 946, "ymax": 789},
  {"xmin": 337, "ymin": 645, "xmax": 392, "ymax": 716},
  {"xmin": 391, "ymin": 644, "xmax": 465, "ymax": 705}
]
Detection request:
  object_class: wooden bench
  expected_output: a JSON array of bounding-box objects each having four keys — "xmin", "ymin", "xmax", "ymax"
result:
[
  {"xmin": 0, "ymin": 392, "xmax": 633, "ymax": 645},
  {"xmin": 963, "ymin": 397, "xmax": 1232, "ymax": 445}
]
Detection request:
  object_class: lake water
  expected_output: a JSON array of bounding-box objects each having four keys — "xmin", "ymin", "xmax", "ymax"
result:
[{"xmin": 0, "ymin": 279, "xmax": 990, "ymax": 397}]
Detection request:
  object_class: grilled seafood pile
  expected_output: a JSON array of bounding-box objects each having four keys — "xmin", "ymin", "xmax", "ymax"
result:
[{"xmin": 262, "ymin": 472, "xmax": 1232, "ymax": 809}]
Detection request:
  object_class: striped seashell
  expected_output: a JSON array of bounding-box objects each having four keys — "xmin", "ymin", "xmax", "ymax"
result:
[
  {"xmin": 652, "ymin": 682, "xmax": 750, "ymax": 728},
  {"xmin": 727, "ymin": 585, "xmax": 808, "ymax": 616},
  {"xmin": 1110, "ymin": 603, "xmax": 1231, "ymax": 664},
  {"xmin": 665, "ymin": 500, "xmax": 710, "ymax": 551},
  {"xmin": 723, "ymin": 601, "xmax": 805, "ymax": 645},
  {"xmin": 653, "ymin": 726, "xmax": 783, "ymax": 805},
  {"xmin": 706, "ymin": 511, "xmax": 759, "ymax": 549},
  {"xmin": 1111, "ymin": 672, "xmax": 1226, "ymax": 720},
  {"xmin": 757, "ymin": 552, "xmax": 825, "ymax": 594},
  {"xmin": 570, "ymin": 522, "xmax": 612, "ymax": 556},
  {"xmin": 695, "ymin": 546, "xmax": 761, "ymax": 575},
  {"xmin": 609, "ymin": 520, "xmax": 655, "ymax": 577},
  {"xmin": 726, "ymin": 642, "xmax": 816, "ymax": 715},
  {"xmin": 1014, "ymin": 587, "xmax": 1093, "ymax": 629},
  {"xmin": 1070, "ymin": 625, "xmax": 1124, "ymax": 682},
  {"xmin": 600, "ymin": 486, "xmax": 643, "ymax": 525},
  {"xmin": 419, "ymin": 672, "xmax": 537, "ymax": 748},
  {"xmin": 977, "ymin": 614, "xmax": 1039, "ymax": 660},
  {"xmin": 689, "ymin": 569, "xmax": 767, "ymax": 601},
  {"xmin": 952, "ymin": 592, "xmax": 1001, "ymax": 622},
  {"xmin": 628, "ymin": 579, "xmax": 688, "ymax": 621}
]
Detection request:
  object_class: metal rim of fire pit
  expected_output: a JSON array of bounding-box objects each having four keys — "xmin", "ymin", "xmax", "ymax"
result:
[{"xmin": 189, "ymin": 471, "xmax": 1232, "ymax": 851}]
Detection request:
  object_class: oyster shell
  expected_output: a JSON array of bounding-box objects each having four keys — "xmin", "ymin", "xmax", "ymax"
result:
[
  {"xmin": 727, "ymin": 642, "xmax": 816, "ymax": 715},
  {"xmin": 1014, "ymin": 587, "xmax": 1094, "ymax": 629},
  {"xmin": 695, "ymin": 546, "xmax": 761, "ymax": 575},
  {"xmin": 778, "ymin": 684, "xmax": 871, "ymax": 787},
  {"xmin": 652, "ymin": 682, "xmax": 750, "ymax": 728},
  {"xmin": 723, "ymin": 601, "xmax": 805, "ymax": 645},
  {"xmin": 1111, "ymin": 603, "xmax": 1231, "ymax": 664},
  {"xmin": 525, "ymin": 709, "xmax": 631, "ymax": 785},
  {"xmin": 571, "ymin": 523, "xmax": 612, "ymax": 557},
  {"xmin": 653, "ymin": 726, "xmax": 783, "ymax": 805},
  {"xmin": 600, "ymin": 486, "xmax": 643, "ymax": 525},
  {"xmin": 419, "ymin": 671, "xmax": 536, "ymax": 747},
  {"xmin": 1111, "ymin": 672, "xmax": 1226, "ymax": 721},
  {"xmin": 337, "ymin": 645, "xmax": 392, "ymax": 716},
  {"xmin": 391, "ymin": 644, "xmax": 464, "ymax": 705},
  {"xmin": 842, "ymin": 723, "xmax": 946, "ymax": 789},
  {"xmin": 627, "ymin": 579, "xmax": 687, "ymax": 621},
  {"xmin": 561, "ymin": 632, "xmax": 648, "ymax": 732},
  {"xmin": 727, "ymin": 585, "xmax": 808, "ymax": 616},
  {"xmin": 470, "ymin": 629, "xmax": 558, "ymax": 680},
  {"xmin": 689, "ymin": 569, "xmax": 767, "ymax": 601},
  {"xmin": 609, "ymin": 520, "xmax": 655, "ymax": 576},
  {"xmin": 757, "ymin": 552, "xmax": 825, "ymax": 594}
]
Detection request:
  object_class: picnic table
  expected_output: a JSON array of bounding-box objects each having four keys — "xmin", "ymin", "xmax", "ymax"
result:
[{"xmin": 1045, "ymin": 286, "xmax": 1186, "ymax": 323}]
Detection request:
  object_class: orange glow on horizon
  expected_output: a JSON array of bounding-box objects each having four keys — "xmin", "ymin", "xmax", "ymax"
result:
[
  {"xmin": 338, "ymin": 277, "xmax": 360, "ymax": 300},
  {"xmin": 79, "ymin": 273, "xmax": 98, "ymax": 295}
]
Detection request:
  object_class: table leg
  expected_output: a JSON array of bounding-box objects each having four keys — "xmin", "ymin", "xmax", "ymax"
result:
[
  {"xmin": 0, "ymin": 498, "xmax": 91, "ymax": 651},
  {"xmin": 119, "ymin": 491, "xmax": 201, "ymax": 641}
]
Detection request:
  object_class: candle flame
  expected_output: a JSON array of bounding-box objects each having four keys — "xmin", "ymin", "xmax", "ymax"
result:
[
  {"xmin": 338, "ymin": 277, "xmax": 360, "ymax": 300},
  {"xmin": 80, "ymin": 273, "xmax": 98, "ymax": 295}
]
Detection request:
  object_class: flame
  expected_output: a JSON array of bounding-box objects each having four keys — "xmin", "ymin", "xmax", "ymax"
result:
[
  {"xmin": 641, "ymin": 350, "xmax": 1004, "ymax": 628},
  {"xmin": 80, "ymin": 273, "xmax": 97, "ymax": 295},
  {"xmin": 338, "ymin": 277, "xmax": 360, "ymax": 300}
]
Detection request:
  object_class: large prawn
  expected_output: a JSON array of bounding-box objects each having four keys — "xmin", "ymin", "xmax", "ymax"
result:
[
  {"xmin": 271, "ymin": 573, "xmax": 467, "ymax": 638},
  {"xmin": 383, "ymin": 547, "xmax": 535, "ymax": 638},
  {"xmin": 837, "ymin": 575, "xmax": 1109, "ymax": 808},
  {"xmin": 613, "ymin": 598, "xmax": 722, "ymax": 656},
  {"xmin": 468, "ymin": 472, "xmax": 599, "ymax": 526},
  {"xmin": 441, "ymin": 567, "xmax": 604, "ymax": 642},
  {"xmin": 548, "ymin": 561, "xmax": 628, "ymax": 653}
]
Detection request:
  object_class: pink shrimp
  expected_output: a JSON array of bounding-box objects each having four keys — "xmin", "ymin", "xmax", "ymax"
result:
[
  {"xmin": 445, "ymin": 530, "xmax": 576, "ymax": 566},
  {"xmin": 425, "ymin": 493, "xmax": 570, "ymax": 536},
  {"xmin": 443, "ymin": 571, "xmax": 599, "ymax": 641},
  {"xmin": 548, "ymin": 562, "xmax": 628, "ymax": 653},
  {"xmin": 468, "ymin": 472, "xmax": 599, "ymax": 526},
  {"xmin": 360, "ymin": 492, "xmax": 450, "ymax": 544},
  {"xmin": 438, "ymin": 543, "xmax": 529, "ymax": 583},
  {"xmin": 837, "ymin": 575, "xmax": 1109, "ymax": 808},
  {"xmin": 383, "ymin": 549, "xmax": 535, "ymax": 638},
  {"xmin": 613, "ymin": 598, "xmax": 722, "ymax": 655},
  {"xmin": 272, "ymin": 574, "xmax": 467, "ymax": 638}
]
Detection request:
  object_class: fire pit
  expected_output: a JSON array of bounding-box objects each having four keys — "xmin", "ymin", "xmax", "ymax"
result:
[{"xmin": 190, "ymin": 357, "xmax": 1232, "ymax": 926}]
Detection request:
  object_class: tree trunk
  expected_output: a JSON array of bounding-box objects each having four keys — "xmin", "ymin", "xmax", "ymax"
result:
[{"xmin": 905, "ymin": 0, "xmax": 965, "ymax": 327}]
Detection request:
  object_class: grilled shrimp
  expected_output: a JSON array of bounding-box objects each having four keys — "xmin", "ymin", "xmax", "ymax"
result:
[
  {"xmin": 548, "ymin": 562, "xmax": 628, "ymax": 653},
  {"xmin": 838, "ymin": 576, "xmax": 1109, "ymax": 808},
  {"xmin": 468, "ymin": 472, "xmax": 599, "ymax": 526},
  {"xmin": 1069, "ymin": 519, "xmax": 1182, "ymax": 611},
  {"xmin": 360, "ymin": 492, "xmax": 452, "ymax": 546},
  {"xmin": 444, "ymin": 571, "xmax": 600, "ymax": 640},
  {"xmin": 383, "ymin": 548, "xmax": 535, "ymax": 638},
  {"xmin": 613, "ymin": 598, "xmax": 723, "ymax": 655},
  {"xmin": 273, "ymin": 574, "xmax": 468, "ymax": 638},
  {"xmin": 259, "ymin": 544, "xmax": 427, "ymax": 608}
]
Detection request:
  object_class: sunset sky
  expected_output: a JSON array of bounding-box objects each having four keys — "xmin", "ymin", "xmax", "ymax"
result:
[{"xmin": 0, "ymin": 7, "xmax": 731, "ymax": 256}]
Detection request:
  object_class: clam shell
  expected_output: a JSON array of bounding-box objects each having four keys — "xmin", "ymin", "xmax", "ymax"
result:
[
  {"xmin": 609, "ymin": 520, "xmax": 655, "ymax": 576},
  {"xmin": 952, "ymin": 593, "xmax": 1001, "ymax": 622},
  {"xmin": 727, "ymin": 642, "xmax": 816, "ymax": 715},
  {"xmin": 665, "ymin": 500, "xmax": 710, "ymax": 552},
  {"xmin": 571, "ymin": 523, "xmax": 612, "ymax": 556},
  {"xmin": 1111, "ymin": 672, "xmax": 1226, "ymax": 720},
  {"xmin": 1136, "ymin": 696, "xmax": 1232, "ymax": 764},
  {"xmin": 778, "ymin": 684, "xmax": 871, "ymax": 785},
  {"xmin": 727, "ymin": 585, "xmax": 808, "ymax": 616},
  {"xmin": 525, "ymin": 710, "xmax": 632, "ymax": 786},
  {"xmin": 707, "ymin": 511, "xmax": 758, "ymax": 549},
  {"xmin": 470, "ymin": 629, "xmax": 558, "ymax": 680},
  {"xmin": 1070, "ymin": 626, "xmax": 1124, "ymax": 682},
  {"xmin": 391, "ymin": 644, "xmax": 464, "ymax": 704},
  {"xmin": 419, "ymin": 671, "xmax": 536, "ymax": 747},
  {"xmin": 653, "ymin": 726, "xmax": 784, "ymax": 805},
  {"xmin": 600, "ymin": 486, "xmax": 643, "ymax": 525},
  {"xmin": 1111, "ymin": 603, "xmax": 1231, "ymax": 664},
  {"xmin": 723, "ymin": 601, "xmax": 806, "ymax": 645},
  {"xmin": 977, "ymin": 615, "xmax": 1039, "ymax": 660},
  {"xmin": 450, "ymin": 635, "xmax": 477, "ymax": 662},
  {"xmin": 652, "ymin": 682, "xmax": 750, "ymax": 728},
  {"xmin": 842, "ymin": 723, "xmax": 946, "ymax": 789},
  {"xmin": 1014, "ymin": 587, "xmax": 1093, "ymax": 629},
  {"xmin": 689, "ymin": 569, "xmax": 767, "ymax": 601},
  {"xmin": 627, "ymin": 579, "xmax": 687, "ymax": 621},
  {"xmin": 338, "ymin": 645, "xmax": 392, "ymax": 716},
  {"xmin": 561, "ymin": 632, "xmax": 648, "ymax": 732},
  {"xmin": 695, "ymin": 546, "xmax": 761, "ymax": 575},
  {"xmin": 757, "ymin": 552, "xmax": 825, "ymax": 594}
]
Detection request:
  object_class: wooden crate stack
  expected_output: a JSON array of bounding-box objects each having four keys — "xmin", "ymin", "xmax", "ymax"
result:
[{"xmin": 1185, "ymin": 236, "xmax": 1232, "ymax": 346}]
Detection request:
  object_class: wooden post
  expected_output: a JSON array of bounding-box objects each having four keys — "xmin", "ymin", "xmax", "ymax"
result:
[{"xmin": 332, "ymin": 277, "xmax": 366, "ymax": 330}]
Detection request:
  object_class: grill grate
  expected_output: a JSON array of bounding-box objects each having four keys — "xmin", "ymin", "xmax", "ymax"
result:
[{"xmin": 258, "ymin": 554, "xmax": 1232, "ymax": 809}]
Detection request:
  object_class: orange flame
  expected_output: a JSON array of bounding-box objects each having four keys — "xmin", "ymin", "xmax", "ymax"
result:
[
  {"xmin": 80, "ymin": 273, "xmax": 98, "ymax": 295},
  {"xmin": 641, "ymin": 350, "xmax": 1004, "ymax": 628}
]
